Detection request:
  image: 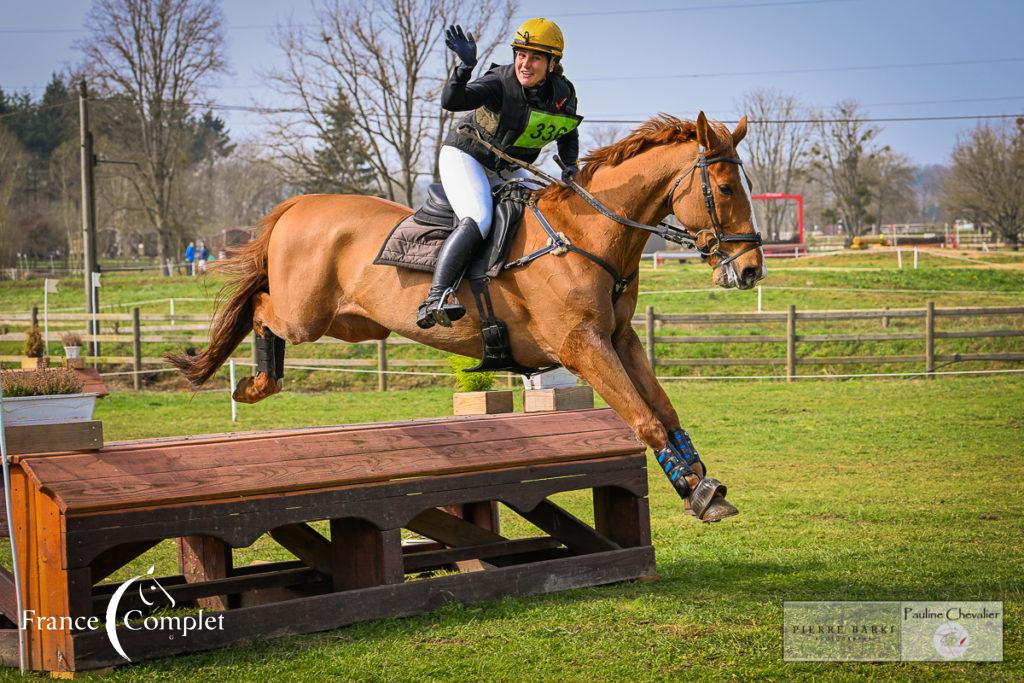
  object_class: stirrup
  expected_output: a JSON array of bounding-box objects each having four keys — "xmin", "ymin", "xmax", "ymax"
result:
[{"xmin": 430, "ymin": 287, "xmax": 466, "ymax": 328}]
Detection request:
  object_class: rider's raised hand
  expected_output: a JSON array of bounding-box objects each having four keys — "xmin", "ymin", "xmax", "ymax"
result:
[{"xmin": 445, "ymin": 24, "xmax": 477, "ymax": 67}]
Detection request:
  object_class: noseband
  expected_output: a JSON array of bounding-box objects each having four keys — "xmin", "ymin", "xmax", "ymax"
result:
[{"xmin": 666, "ymin": 152, "xmax": 763, "ymax": 268}]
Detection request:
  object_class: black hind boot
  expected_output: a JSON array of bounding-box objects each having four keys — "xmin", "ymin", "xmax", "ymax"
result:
[{"xmin": 416, "ymin": 217, "xmax": 484, "ymax": 329}]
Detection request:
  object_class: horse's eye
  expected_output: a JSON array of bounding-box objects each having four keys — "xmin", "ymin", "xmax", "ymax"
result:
[{"xmin": 718, "ymin": 185, "xmax": 733, "ymax": 196}]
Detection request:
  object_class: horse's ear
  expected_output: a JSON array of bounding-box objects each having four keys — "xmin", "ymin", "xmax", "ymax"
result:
[
  {"xmin": 732, "ymin": 116, "xmax": 748, "ymax": 147},
  {"xmin": 696, "ymin": 111, "xmax": 717, "ymax": 150}
]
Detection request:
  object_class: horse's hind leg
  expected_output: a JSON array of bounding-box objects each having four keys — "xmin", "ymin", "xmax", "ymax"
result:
[{"xmin": 232, "ymin": 291, "xmax": 323, "ymax": 404}]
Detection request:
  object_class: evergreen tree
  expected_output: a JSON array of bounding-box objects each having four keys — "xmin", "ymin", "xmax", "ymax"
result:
[{"xmin": 301, "ymin": 88, "xmax": 376, "ymax": 195}]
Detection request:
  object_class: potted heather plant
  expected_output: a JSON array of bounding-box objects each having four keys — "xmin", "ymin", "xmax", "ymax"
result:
[
  {"xmin": 448, "ymin": 355, "xmax": 513, "ymax": 415},
  {"xmin": 20, "ymin": 325, "xmax": 49, "ymax": 369},
  {"xmin": 61, "ymin": 332, "xmax": 83, "ymax": 359},
  {"xmin": 1, "ymin": 368, "xmax": 95, "ymax": 426}
]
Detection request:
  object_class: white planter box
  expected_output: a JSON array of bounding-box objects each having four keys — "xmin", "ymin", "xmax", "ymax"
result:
[
  {"xmin": 64, "ymin": 346, "xmax": 81, "ymax": 359},
  {"xmin": 1, "ymin": 393, "xmax": 97, "ymax": 427},
  {"xmin": 521, "ymin": 366, "xmax": 578, "ymax": 390}
]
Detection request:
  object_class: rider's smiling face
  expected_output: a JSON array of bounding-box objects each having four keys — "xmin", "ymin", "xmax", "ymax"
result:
[{"xmin": 514, "ymin": 49, "xmax": 552, "ymax": 88}]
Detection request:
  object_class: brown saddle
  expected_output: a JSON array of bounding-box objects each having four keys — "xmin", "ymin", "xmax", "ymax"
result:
[{"xmin": 373, "ymin": 182, "xmax": 527, "ymax": 278}]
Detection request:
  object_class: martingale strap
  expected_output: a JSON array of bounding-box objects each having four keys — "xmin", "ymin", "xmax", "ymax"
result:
[{"xmin": 504, "ymin": 201, "xmax": 637, "ymax": 303}]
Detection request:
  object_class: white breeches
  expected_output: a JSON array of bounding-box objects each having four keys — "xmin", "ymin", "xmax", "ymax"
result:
[{"xmin": 438, "ymin": 145, "xmax": 540, "ymax": 238}]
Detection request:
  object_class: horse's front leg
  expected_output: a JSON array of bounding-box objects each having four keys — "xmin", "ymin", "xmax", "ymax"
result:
[
  {"xmin": 610, "ymin": 324, "xmax": 739, "ymax": 522},
  {"xmin": 558, "ymin": 324, "xmax": 730, "ymax": 521}
]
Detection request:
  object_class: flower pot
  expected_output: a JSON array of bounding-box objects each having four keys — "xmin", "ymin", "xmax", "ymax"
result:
[
  {"xmin": 521, "ymin": 366, "xmax": 578, "ymax": 391},
  {"xmin": 64, "ymin": 345, "xmax": 81, "ymax": 359},
  {"xmin": 1, "ymin": 392, "xmax": 97, "ymax": 427}
]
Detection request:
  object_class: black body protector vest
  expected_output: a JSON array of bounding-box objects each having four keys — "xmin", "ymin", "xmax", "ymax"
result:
[{"xmin": 446, "ymin": 63, "xmax": 582, "ymax": 172}]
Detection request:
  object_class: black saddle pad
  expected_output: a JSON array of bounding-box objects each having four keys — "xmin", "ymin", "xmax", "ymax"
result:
[{"xmin": 373, "ymin": 182, "xmax": 528, "ymax": 278}]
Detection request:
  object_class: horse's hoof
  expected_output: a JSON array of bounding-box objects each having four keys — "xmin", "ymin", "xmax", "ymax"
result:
[
  {"xmin": 232, "ymin": 373, "xmax": 282, "ymax": 404},
  {"xmin": 698, "ymin": 496, "xmax": 739, "ymax": 523}
]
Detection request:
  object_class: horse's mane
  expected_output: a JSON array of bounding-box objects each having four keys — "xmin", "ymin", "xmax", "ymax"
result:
[{"xmin": 539, "ymin": 114, "xmax": 699, "ymax": 202}]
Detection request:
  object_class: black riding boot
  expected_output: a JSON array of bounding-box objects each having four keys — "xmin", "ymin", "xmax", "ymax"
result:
[{"xmin": 416, "ymin": 217, "xmax": 484, "ymax": 329}]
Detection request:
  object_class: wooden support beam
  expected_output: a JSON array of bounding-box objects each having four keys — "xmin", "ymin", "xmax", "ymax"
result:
[
  {"xmin": 593, "ymin": 486, "xmax": 651, "ymax": 549},
  {"xmin": 405, "ymin": 508, "xmax": 506, "ymax": 547},
  {"xmin": 177, "ymin": 535, "xmax": 234, "ymax": 611},
  {"xmin": 90, "ymin": 539, "xmax": 161, "ymax": 583},
  {"xmin": 268, "ymin": 523, "xmax": 331, "ymax": 575},
  {"xmin": 510, "ymin": 499, "xmax": 619, "ymax": 555},
  {"xmin": 329, "ymin": 519, "xmax": 404, "ymax": 591}
]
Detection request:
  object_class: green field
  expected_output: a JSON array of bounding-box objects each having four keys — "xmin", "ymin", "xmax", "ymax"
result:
[{"xmin": 1, "ymin": 377, "xmax": 1022, "ymax": 681}]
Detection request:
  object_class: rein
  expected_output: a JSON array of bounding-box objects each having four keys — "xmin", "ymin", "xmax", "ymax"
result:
[{"xmin": 456, "ymin": 123, "xmax": 764, "ymax": 297}]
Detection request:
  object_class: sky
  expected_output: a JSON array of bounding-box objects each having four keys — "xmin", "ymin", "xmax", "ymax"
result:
[{"xmin": 2, "ymin": 0, "xmax": 1023, "ymax": 167}]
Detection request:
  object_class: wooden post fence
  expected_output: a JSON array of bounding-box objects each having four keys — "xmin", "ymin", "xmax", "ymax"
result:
[
  {"xmin": 132, "ymin": 307, "xmax": 142, "ymax": 390},
  {"xmin": 926, "ymin": 300, "xmax": 936, "ymax": 377},
  {"xmin": 786, "ymin": 304, "xmax": 797, "ymax": 382},
  {"xmin": 377, "ymin": 339, "xmax": 388, "ymax": 392}
]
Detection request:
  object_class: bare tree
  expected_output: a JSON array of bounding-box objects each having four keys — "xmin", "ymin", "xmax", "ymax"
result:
[
  {"xmin": 809, "ymin": 100, "xmax": 884, "ymax": 236},
  {"xmin": 944, "ymin": 119, "xmax": 1024, "ymax": 249},
  {"xmin": 869, "ymin": 149, "xmax": 918, "ymax": 227},
  {"xmin": 78, "ymin": 0, "xmax": 227, "ymax": 262},
  {"xmin": 268, "ymin": 0, "xmax": 516, "ymax": 206},
  {"xmin": 738, "ymin": 89, "xmax": 809, "ymax": 240}
]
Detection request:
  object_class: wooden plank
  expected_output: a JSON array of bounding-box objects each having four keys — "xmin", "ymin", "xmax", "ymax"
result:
[
  {"xmin": 796, "ymin": 355, "xmax": 925, "ymax": 365},
  {"xmin": 655, "ymin": 335, "xmax": 787, "ymax": 344},
  {"xmin": 934, "ymin": 306, "xmax": 1024, "ymax": 317},
  {"xmin": 70, "ymin": 547, "xmax": 656, "ymax": 671},
  {"xmin": 177, "ymin": 536, "xmax": 233, "ymax": 611},
  {"xmin": 30, "ymin": 429, "xmax": 643, "ymax": 514},
  {"xmin": 330, "ymin": 520, "xmax": 404, "ymax": 591},
  {"xmin": 934, "ymin": 329, "xmax": 1024, "ymax": 339},
  {"xmin": 31, "ymin": 408, "xmax": 630, "ymax": 481},
  {"xmin": 3, "ymin": 421, "xmax": 102, "ymax": 456},
  {"xmin": 269, "ymin": 524, "xmax": 331, "ymax": 575},
  {"xmin": 402, "ymin": 537, "xmax": 561, "ymax": 573},
  {"xmin": 511, "ymin": 499, "xmax": 619, "ymax": 555},
  {"xmin": 97, "ymin": 567, "xmax": 324, "ymax": 616}
]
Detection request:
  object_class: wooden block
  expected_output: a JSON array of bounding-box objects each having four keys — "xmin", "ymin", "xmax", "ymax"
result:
[
  {"xmin": 524, "ymin": 386, "xmax": 594, "ymax": 412},
  {"xmin": 64, "ymin": 357, "xmax": 85, "ymax": 370},
  {"xmin": 177, "ymin": 536, "xmax": 233, "ymax": 611},
  {"xmin": 452, "ymin": 390, "xmax": 514, "ymax": 415},
  {"xmin": 3, "ymin": 421, "xmax": 103, "ymax": 455}
]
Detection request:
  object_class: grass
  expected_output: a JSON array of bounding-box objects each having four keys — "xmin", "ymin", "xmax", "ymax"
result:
[{"xmin": 1, "ymin": 377, "xmax": 1021, "ymax": 680}]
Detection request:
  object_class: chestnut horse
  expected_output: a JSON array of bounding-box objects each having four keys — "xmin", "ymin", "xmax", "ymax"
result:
[{"xmin": 170, "ymin": 112, "xmax": 766, "ymax": 521}]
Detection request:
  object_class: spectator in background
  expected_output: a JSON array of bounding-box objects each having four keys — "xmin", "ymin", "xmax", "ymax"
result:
[
  {"xmin": 197, "ymin": 240, "xmax": 209, "ymax": 274},
  {"xmin": 185, "ymin": 241, "xmax": 196, "ymax": 276}
]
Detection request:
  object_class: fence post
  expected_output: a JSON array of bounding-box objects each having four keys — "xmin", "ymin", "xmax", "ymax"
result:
[
  {"xmin": 377, "ymin": 339, "xmax": 388, "ymax": 392},
  {"xmin": 170, "ymin": 298, "xmax": 175, "ymax": 326},
  {"xmin": 132, "ymin": 307, "xmax": 142, "ymax": 390},
  {"xmin": 925, "ymin": 300, "xmax": 935, "ymax": 377},
  {"xmin": 786, "ymin": 304, "xmax": 797, "ymax": 382},
  {"xmin": 757, "ymin": 285, "xmax": 762, "ymax": 313},
  {"xmin": 31, "ymin": 306, "xmax": 38, "ymax": 329},
  {"xmin": 882, "ymin": 306, "xmax": 890, "ymax": 329},
  {"xmin": 645, "ymin": 305, "xmax": 656, "ymax": 369},
  {"xmin": 229, "ymin": 359, "xmax": 237, "ymax": 422}
]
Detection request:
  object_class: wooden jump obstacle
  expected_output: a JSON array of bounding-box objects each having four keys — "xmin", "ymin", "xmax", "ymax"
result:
[{"xmin": 0, "ymin": 408, "xmax": 654, "ymax": 673}]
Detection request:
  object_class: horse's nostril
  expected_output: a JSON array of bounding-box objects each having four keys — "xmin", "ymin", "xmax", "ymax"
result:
[{"xmin": 740, "ymin": 266, "xmax": 757, "ymax": 286}]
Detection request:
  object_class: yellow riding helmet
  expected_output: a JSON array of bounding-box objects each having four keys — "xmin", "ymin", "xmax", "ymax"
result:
[{"xmin": 511, "ymin": 18, "xmax": 564, "ymax": 58}]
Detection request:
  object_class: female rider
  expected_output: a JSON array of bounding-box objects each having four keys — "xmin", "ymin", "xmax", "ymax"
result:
[{"xmin": 417, "ymin": 17, "xmax": 583, "ymax": 329}]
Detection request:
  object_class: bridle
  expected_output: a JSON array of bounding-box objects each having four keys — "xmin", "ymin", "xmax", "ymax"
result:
[{"xmin": 664, "ymin": 150, "xmax": 764, "ymax": 268}]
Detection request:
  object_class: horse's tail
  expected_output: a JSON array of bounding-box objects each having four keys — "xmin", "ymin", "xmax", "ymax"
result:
[{"xmin": 166, "ymin": 197, "xmax": 301, "ymax": 386}]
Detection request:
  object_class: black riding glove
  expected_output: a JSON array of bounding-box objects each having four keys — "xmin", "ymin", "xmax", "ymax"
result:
[
  {"xmin": 561, "ymin": 163, "xmax": 579, "ymax": 183},
  {"xmin": 445, "ymin": 24, "xmax": 477, "ymax": 67}
]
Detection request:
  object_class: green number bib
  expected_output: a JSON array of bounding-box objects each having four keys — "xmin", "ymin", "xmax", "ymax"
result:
[{"xmin": 512, "ymin": 108, "xmax": 582, "ymax": 149}]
